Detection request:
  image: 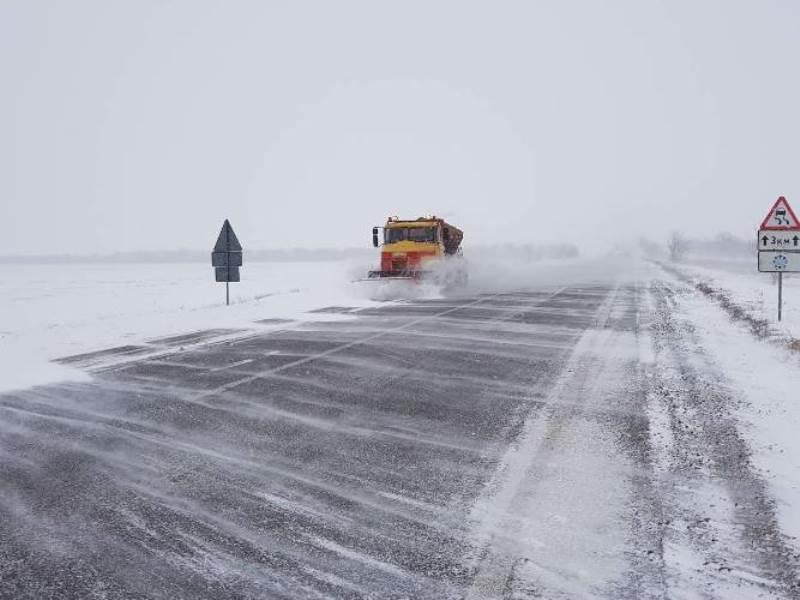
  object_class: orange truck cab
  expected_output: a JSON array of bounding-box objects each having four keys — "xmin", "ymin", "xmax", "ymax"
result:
[{"xmin": 368, "ymin": 216, "xmax": 464, "ymax": 279}]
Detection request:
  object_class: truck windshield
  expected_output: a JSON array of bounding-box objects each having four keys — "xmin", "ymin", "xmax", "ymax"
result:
[{"xmin": 385, "ymin": 227, "xmax": 437, "ymax": 243}]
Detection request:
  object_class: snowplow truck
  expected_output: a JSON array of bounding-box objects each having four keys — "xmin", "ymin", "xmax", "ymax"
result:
[{"xmin": 368, "ymin": 216, "xmax": 465, "ymax": 282}]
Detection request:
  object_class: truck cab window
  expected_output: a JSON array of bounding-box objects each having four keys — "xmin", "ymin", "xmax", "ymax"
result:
[
  {"xmin": 407, "ymin": 228, "xmax": 436, "ymax": 242},
  {"xmin": 385, "ymin": 229, "xmax": 407, "ymax": 243}
]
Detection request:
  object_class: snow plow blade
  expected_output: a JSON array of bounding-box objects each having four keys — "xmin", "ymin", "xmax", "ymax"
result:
[{"xmin": 367, "ymin": 270, "xmax": 430, "ymax": 280}]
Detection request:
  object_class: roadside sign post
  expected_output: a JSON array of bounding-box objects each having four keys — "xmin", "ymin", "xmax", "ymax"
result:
[
  {"xmin": 211, "ymin": 219, "xmax": 243, "ymax": 306},
  {"xmin": 758, "ymin": 196, "xmax": 800, "ymax": 321}
]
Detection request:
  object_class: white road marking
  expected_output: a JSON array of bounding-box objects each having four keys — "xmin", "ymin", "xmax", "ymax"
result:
[{"xmin": 208, "ymin": 358, "xmax": 254, "ymax": 372}]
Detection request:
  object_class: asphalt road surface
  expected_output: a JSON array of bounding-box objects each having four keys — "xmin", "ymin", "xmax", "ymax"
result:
[{"xmin": 2, "ymin": 282, "xmax": 799, "ymax": 599}]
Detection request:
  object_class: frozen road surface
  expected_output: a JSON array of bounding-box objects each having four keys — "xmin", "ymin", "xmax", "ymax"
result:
[{"xmin": 2, "ymin": 277, "xmax": 800, "ymax": 598}]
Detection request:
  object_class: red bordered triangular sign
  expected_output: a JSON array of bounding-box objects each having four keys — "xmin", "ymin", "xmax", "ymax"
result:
[{"xmin": 760, "ymin": 196, "xmax": 800, "ymax": 230}]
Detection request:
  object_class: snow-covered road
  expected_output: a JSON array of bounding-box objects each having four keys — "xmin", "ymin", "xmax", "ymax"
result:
[
  {"xmin": 466, "ymin": 272, "xmax": 800, "ymax": 599},
  {"xmin": 1, "ymin": 263, "xmax": 799, "ymax": 598}
]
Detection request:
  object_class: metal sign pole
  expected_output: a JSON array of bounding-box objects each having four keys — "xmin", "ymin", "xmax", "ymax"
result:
[
  {"xmin": 226, "ymin": 281, "xmax": 230, "ymax": 306},
  {"xmin": 778, "ymin": 271, "xmax": 783, "ymax": 321}
]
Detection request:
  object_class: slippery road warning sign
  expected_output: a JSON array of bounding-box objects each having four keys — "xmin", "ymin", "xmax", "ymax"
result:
[
  {"xmin": 212, "ymin": 219, "xmax": 243, "ymax": 305},
  {"xmin": 758, "ymin": 197, "xmax": 800, "ymax": 269},
  {"xmin": 760, "ymin": 196, "xmax": 800, "ymax": 230},
  {"xmin": 758, "ymin": 196, "xmax": 800, "ymax": 321}
]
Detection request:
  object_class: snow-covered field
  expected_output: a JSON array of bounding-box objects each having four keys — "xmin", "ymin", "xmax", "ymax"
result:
[{"xmin": 0, "ymin": 260, "xmax": 384, "ymax": 393}]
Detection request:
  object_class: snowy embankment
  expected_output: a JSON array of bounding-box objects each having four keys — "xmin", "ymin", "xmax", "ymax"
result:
[
  {"xmin": 667, "ymin": 257, "xmax": 800, "ymax": 342},
  {"xmin": 0, "ymin": 260, "xmax": 381, "ymax": 393},
  {"xmin": 656, "ymin": 259, "xmax": 800, "ymax": 554}
]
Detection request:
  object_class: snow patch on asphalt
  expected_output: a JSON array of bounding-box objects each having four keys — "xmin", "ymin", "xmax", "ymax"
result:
[
  {"xmin": 466, "ymin": 286, "xmax": 635, "ymax": 598},
  {"xmin": 352, "ymin": 278, "xmax": 444, "ymax": 302},
  {"xmin": 0, "ymin": 339, "xmax": 91, "ymax": 393}
]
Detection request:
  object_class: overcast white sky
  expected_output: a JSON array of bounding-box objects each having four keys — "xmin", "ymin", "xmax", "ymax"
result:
[{"xmin": 1, "ymin": 1, "xmax": 798, "ymax": 255}]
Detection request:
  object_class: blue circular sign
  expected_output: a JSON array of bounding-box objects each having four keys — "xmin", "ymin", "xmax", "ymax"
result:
[{"xmin": 773, "ymin": 254, "xmax": 789, "ymax": 270}]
